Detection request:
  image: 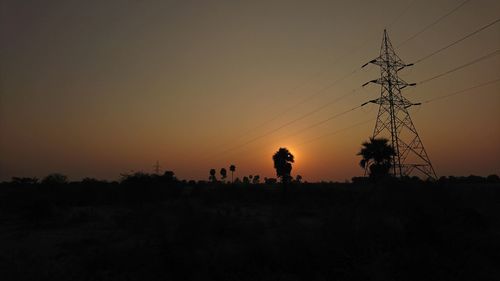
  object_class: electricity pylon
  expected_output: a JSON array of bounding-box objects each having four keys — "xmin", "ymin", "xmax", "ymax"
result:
[
  {"xmin": 361, "ymin": 29, "xmax": 437, "ymax": 180},
  {"xmin": 153, "ymin": 161, "xmax": 161, "ymax": 175}
]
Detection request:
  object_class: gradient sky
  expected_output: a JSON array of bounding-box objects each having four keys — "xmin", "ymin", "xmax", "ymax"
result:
[{"xmin": 1, "ymin": 0, "xmax": 499, "ymax": 182}]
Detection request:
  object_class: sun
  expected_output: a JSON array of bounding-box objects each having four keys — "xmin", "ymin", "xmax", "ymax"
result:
[{"xmin": 274, "ymin": 144, "xmax": 299, "ymax": 161}]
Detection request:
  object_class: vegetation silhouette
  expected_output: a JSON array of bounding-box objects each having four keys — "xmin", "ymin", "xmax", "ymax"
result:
[
  {"xmin": 229, "ymin": 164, "xmax": 236, "ymax": 183},
  {"xmin": 358, "ymin": 137, "xmax": 395, "ymax": 182},
  {"xmin": 163, "ymin": 170, "xmax": 176, "ymax": 182},
  {"xmin": 1, "ymin": 170, "xmax": 500, "ymax": 281},
  {"xmin": 220, "ymin": 168, "xmax": 227, "ymax": 182},
  {"xmin": 41, "ymin": 173, "xmax": 68, "ymax": 186},
  {"xmin": 272, "ymin": 147, "xmax": 295, "ymax": 184},
  {"xmin": 209, "ymin": 168, "xmax": 217, "ymax": 182},
  {"xmin": 243, "ymin": 176, "xmax": 250, "ymax": 184},
  {"xmin": 2, "ymin": 145, "xmax": 500, "ymax": 280},
  {"xmin": 10, "ymin": 177, "xmax": 38, "ymax": 185},
  {"xmin": 252, "ymin": 175, "xmax": 260, "ymax": 184},
  {"xmin": 295, "ymin": 174, "xmax": 303, "ymax": 183}
]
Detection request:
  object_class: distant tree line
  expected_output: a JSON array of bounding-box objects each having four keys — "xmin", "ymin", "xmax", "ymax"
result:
[
  {"xmin": 3, "ymin": 138, "xmax": 498, "ymax": 187},
  {"xmin": 4, "ymin": 172, "xmax": 499, "ymax": 188}
]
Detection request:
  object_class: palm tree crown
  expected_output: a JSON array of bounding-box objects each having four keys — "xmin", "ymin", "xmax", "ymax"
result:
[
  {"xmin": 220, "ymin": 168, "xmax": 227, "ymax": 181},
  {"xmin": 357, "ymin": 137, "xmax": 395, "ymax": 180},
  {"xmin": 273, "ymin": 148, "xmax": 294, "ymax": 183},
  {"xmin": 229, "ymin": 164, "xmax": 236, "ymax": 183},
  {"xmin": 209, "ymin": 168, "xmax": 217, "ymax": 182}
]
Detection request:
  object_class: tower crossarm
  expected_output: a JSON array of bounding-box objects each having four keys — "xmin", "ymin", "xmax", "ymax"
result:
[
  {"xmin": 362, "ymin": 56, "xmax": 408, "ymax": 70},
  {"xmin": 361, "ymin": 96, "xmax": 418, "ymax": 109},
  {"xmin": 362, "ymin": 76, "xmax": 416, "ymax": 90}
]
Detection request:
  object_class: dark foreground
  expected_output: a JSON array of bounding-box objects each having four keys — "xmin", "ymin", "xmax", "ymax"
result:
[{"xmin": 1, "ymin": 179, "xmax": 499, "ymax": 281}]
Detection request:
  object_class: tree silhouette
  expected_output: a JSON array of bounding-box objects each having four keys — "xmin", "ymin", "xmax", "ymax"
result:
[
  {"xmin": 11, "ymin": 177, "xmax": 38, "ymax": 185},
  {"xmin": 264, "ymin": 177, "xmax": 277, "ymax": 184},
  {"xmin": 220, "ymin": 168, "xmax": 227, "ymax": 182},
  {"xmin": 252, "ymin": 175, "xmax": 260, "ymax": 184},
  {"xmin": 209, "ymin": 169, "xmax": 217, "ymax": 182},
  {"xmin": 295, "ymin": 175, "xmax": 302, "ymax": 183},
  {"xmin": 41, "ymin": 173, "xmax": 68, "ymax": 186},
  {"xmin": 229, "ymin": 164, "xmax": 236, "ymax": 183},
  {"xmin": 357, "ymin": 137, "xmax": 395, "ymax": 181},
  {"xmin": 162, "ymin": 171, "xmax": 176, "ymax": 182},
  {"xmin": 487, "ymin": 174, "xmax": 500, "ymax": 183},
  {"xmin": 273, "ymin": 148, "xmax": 294, "ymax": 184},
  {"xmin": 243, "ymin": 176, "xmax": 250, "ymax": 184}
]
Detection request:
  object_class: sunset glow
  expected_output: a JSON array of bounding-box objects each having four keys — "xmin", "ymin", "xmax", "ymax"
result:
[{"xmin": 1, "ymin": 0, "xmax": 499, "ymax": 182}]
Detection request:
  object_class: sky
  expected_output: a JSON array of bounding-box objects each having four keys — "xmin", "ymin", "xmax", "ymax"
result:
[{"xmin": 1, "ymin": 0, "xmax": 499, "ymax": 182}]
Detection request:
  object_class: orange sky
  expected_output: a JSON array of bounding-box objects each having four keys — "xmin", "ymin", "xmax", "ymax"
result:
[{"xmin": 1, "ymin": 0, "xmax": 499, "ymax": 182}]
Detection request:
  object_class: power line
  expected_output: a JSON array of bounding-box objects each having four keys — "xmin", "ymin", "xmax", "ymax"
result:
[
  {"xmin": 397, "ymin": 0, "xmax": 471, "ymax": 48},
  {"xmin": 282, "ymin": 105, "xmax": 363, "ymax": 140},
  {"xmin": 201, "ymin": 68, "xmax": 359, "ymax": 157},
  {"xmin": 204, "ymin": 0, "xmax": 483, "ymax": 163},
  {"xmin": 253, "ymin": 68, "xmax": 360, "ymax": 127},
  {"xmin": 205, "ymin": 57, "xmax": 363, "ymax": 156},
  {"xmin": 203, "ymin": 88, "xmax": 363, "ymax": 161},
  {"xmin": 234, "ymin": 65, "xmax": 356, "ymax": 139},
  {"xmin": 296, "ymin": 77, "xmax": 500, "ymax": 148},
  {"xmin": 414, "ymin": 17, "xmax": 500, "ymax": 63},
  {"xmin": 201, "ymin": 67, "xmax": 363, "ymax": 162},
  {"xmin": 422, "ymin": 77, "xmax": 500, "ymax": 103},
  {"xmin": 262, "ymin": 1, "xmax": 421, "ymax": 113},
  {"xmin": 206, "ymin": 0, "xmax": 426, "ymax": 158},
  {"xmin": 276, "ymin": 87, "xmax": 360, "ymax": 129},
  {"xmin": 241, "ymin": 117, "xmax": 375, "ymax": 164},
  {"xmin": 271, "ymin": 0, "xmax": 423, "ymax": 112},
  {"xmin": 296, "ymin": 118, "xmax": 375, "ymax": 147},
  {"xmin": 418, "ymin": 49, "xmax": 500, "ymax": 84},
  {"xmin": 243, "ymin": 17, "xmax": 496, "ymax": 157}
]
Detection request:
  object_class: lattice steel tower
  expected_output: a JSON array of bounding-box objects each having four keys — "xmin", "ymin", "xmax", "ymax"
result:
[{"xmin": 361, "ymin": 30, "xmax": 437, "ymax": 180}]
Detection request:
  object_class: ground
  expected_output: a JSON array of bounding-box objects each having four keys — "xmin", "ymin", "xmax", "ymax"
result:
[{"xmin": 0, "ymin": 181, "xmax": 499, "ymax": 281}]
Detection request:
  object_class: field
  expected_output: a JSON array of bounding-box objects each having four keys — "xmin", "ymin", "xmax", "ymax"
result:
[{"xmin": 1, "ymin": 179, "xmax": 499, "ymax": 281}]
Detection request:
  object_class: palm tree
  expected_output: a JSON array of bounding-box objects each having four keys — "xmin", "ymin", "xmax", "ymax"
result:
[
  {"xmin": 273, "ymin": 148, "xmax": 294, "ymax": 184},
  {"xmin": 229, "ymin": 164, "xmax": 236, "ymax": 183},
  {"xmin": 220, "ymin": 168, "xmax": 227, "ymax": 182},
  {"xmin": 357, "ymin": 137, "xmax": 395, "ymax": 181},
  {"xmin": 209, "ymin": 168, "xmax": 217, "ymax": 182},
  {"xmin": 252, "ymin": 175, "xmax": 260, "ymax": 184}
]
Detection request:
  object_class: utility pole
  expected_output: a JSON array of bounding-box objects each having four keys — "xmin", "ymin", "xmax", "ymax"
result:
[{"xmin": 361, "ymin": 29, "xmax": 437, "ymax": 180}]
